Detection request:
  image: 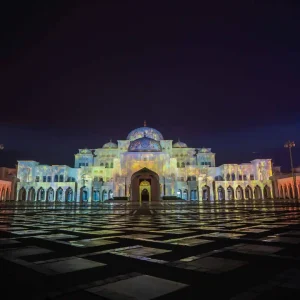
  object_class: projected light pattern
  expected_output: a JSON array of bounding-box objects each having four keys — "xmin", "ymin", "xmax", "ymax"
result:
[
  {"xmin": 127, "ymin": 126, "xmax": 164, "ymax": 141},
  {"xmin": 15, "ymin": 124, "xmax": 274, "ymax": 203},
  {"xmin": 129, "ymin": 137, "xmax": 162, "ymax": 152}
]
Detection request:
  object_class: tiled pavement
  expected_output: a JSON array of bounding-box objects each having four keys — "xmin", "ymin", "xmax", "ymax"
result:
[{"xmin": 1, "ymin": 200, "xmax": 300, "ymax": 299}]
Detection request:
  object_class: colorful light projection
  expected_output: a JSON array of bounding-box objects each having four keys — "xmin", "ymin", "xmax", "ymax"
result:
[
  {"xmin": 120, "ymin": 152, "xmax": 171, "ymax": 178},
  {"xmin": 16, "ymin": 125, "xmax": 274, "ymax": 202},
  {"xmin": 128, "ymin": 136, "xmax": 162, "ymax": 152},
  {"xmin": 127, "ymin": 126, "xmax": 164, "ymax": 141}
]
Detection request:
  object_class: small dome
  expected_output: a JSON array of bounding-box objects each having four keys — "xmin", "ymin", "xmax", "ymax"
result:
[
  {"xmin": 173, "ymin": 139, "xmax": 188, "ymax": 148},
  {"xmin": 103, "ymin": 140, "xmax": 118, "ymax": 149},
  {"xmin": 128, "ymin": 136, "xmax": 162, "ymax": 152},
  {"xmin": 127, "ymin": 121, "xmax": 163, "ymax": 141},
  {"xmin": 80, "ymin": 148, "xmax": 92, "ymax": 154}
]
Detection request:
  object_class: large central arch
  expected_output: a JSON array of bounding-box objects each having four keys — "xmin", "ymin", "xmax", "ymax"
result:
[{"xmin": 130, "ymin": 168, "xmax": 160, "ymax": 202}]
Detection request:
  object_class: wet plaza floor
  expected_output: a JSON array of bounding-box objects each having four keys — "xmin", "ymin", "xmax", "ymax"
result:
[{"xmin": 1, "ymin": 199, "xmax": 300, "ymax": 299}]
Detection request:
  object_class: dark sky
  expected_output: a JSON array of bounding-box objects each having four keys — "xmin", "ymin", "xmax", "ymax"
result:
[{"xmin": 1, "ymin": 1, "xmax": 300, "ymax": 170}]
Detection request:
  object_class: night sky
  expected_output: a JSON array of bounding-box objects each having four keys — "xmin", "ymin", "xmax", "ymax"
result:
[{"xmin": 1, "ymin": 1, "xmax": 300, "ymax": 171}]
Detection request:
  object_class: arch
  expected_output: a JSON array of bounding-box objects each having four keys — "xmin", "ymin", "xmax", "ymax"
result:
[
  {"xmin": 279, "ymin": 185, "xmax": 284, "ymax": 199},
  {"xmin": 108, "ymin": 190, "xmax": 113, "ymax": 199},
  {"xmin": 130, "ymin": 168, "xmax": 160, "ymax": 202},
  {"xmin": 81, "ymin": 186, "xmax": 89, "ymax": 202},
  {"xmin": 191, "ymin": 189, "xmax": 197, "ymax": 200},
  {"xmin": 218, "ymin": 186, "xmax": 225, "ymax": 200},
  {"xmin": 46, "ymin": 187, "xmax": 54, "ymax": 202},
  {"xmin": 177, "ymin": 189, "xmax": 182, "ymax": 199},
  {"xmin": 93, "ymin": 190, "xmax": 100, "ymax": 201},
  {"xmin": 65, "ymin": 187, "xmax": 73, "ymax": 202},
  {"xmin": 18, "ymin": 187, "xmax": 26, "ymax": 201},
  {"xmin": 5, "ymin": 188, "xmax": 10, "ymax": 201},
  {"xmin": 37, "ymin": 187, "xmax": 45, "ymax": 201},
  {"xmin": 263, "ymin": 185, "xmax": 271, "ymax": 199},
  {"xmin": 183, "ymin": 189, "xmax": 188, "ymax": 200},
  {"xmin": 102, "ymin": 190, "xmax": 108, "ymax": 201},
  {"xmin": 236, "ymin": 186, "xmax": 244, "ymax": 200},
  {"xmin": 245, "ymin": 185, "xmax": 253, "ymax": 200},
  {"xmin": 28, "ymin": 187, "xmax": 35, "ymax": 201},
  {"xmin": 56, "ymin": 187, "xmax": 63, "ymax": 202},
  {"xmin": 254, "ymin": 185, "xmax": 262, "ymax": 200},
  {"xmin": 1, "ymin": 189, "xmax": 6, "ymax": 201},
  {"xmin": 284, "ymin": 185, "xmax": 289, "ymax": 199},
  {"xmin": 289, "ymin": 184, "xmax": 294, "ymax": 199},
  {"xmin": 202, "ymin": 185, "xmax": 210, "ymax": 200},
  {"xmin": 227, "ymin": 186, "xmax": 234, "ymax": 200}
]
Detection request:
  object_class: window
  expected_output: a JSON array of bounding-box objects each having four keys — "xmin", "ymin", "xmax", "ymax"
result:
[
  {"xmin": 43, "ymin": 176, "xmax": 46, "ymax": 182},
  {"xmin": 47, "ymin": 176, "xmax": 51, "ymax": 182},
  {"xmin": 181, "ymin": 162, "xmax": 185, "ymax": 168},
  {"xmin": 100, "ymin": 163, "xmax": 104, "ymax": 166},
  {"xmin": 186, "ymin": 162, "xmax": 190, "ymax": 166},
  {"xmin": 54, "ymin": 175, "xmax": 58, "ymax": 182},
  {"xmin": 238, "ymin": 175, "xmax": 242, "ymax": 181},
  {"xmin": 59, "ymin": 175, "xmax": 64, "ymax": 182},
  {"xmin": 85, "ymin": 163, "xmax": 88, "ymax": 166},
  {"xmin": 231, "ymin": 173, "xmax": 236, "ymax": 181},
  {"xmin": 110, "ymin": 162, "xmax": 113, "ymax": 168},
  {"xmin": 79, "ymin": 163, "xmax": 82, "ymax": 167},
  {"xmin": 35, "ymin": 176, "xmax": 40, "ymax": 182},
  {"xmin": 250, "ymin": 174, "xmax": 254, "ymax": 180},
  {"xmin": 105, "ymin": 163, "xmax": 109, "ymax": 168},
  {"xmin": 243, "ymin": 175, "xmax": 247, "ymax": 180}
]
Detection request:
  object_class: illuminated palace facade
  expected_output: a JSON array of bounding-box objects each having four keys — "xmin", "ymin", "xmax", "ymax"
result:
[{"xmin": 16, "ymin": 123, "xmax": 274, "ymax": 202}]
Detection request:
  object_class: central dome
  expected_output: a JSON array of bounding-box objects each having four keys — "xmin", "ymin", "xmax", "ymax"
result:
[
  {"xmin": 128, "ymin": 136, "xmax": 162, "ymax": 152},
  {"xmin": 127, "ymin": 122, "xmax": 163, "ymax": 141}
]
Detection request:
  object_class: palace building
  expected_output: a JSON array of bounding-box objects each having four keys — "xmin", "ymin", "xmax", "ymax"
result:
[
  {"xmin": 16, "ymin": 123, "xmax": 273, "ymax": 202},
  {"xmin": 0, "ymin": 167, "xmax": 17, "ymax": 201}
]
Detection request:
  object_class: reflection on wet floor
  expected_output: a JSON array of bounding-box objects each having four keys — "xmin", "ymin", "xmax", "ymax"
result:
[{"xmin": 1, "ymin": 199, "xmax": 300, "ymax": 299}]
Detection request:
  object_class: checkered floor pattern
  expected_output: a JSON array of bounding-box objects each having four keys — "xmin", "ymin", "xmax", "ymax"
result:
[{"xmin": 1, "ymin": 200, "xmax": 300, "ymax": 299}]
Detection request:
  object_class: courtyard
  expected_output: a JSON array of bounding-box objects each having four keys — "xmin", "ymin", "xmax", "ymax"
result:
[{"xmin": 1, "ymin": 199, "xmax": 300, "ymax": 299}]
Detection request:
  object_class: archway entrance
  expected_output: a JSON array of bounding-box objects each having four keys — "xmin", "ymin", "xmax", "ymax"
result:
[
  {"xmin": 202, "ymin": 185, "xmax": 210, "ymax": 200},
  {"xmin": 140, "ymin": 180, "xmax": 151, "ymax": 202},
  {"xmin": 130, "ymin": 168, "xmax": 160, "ymax": 202}
]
